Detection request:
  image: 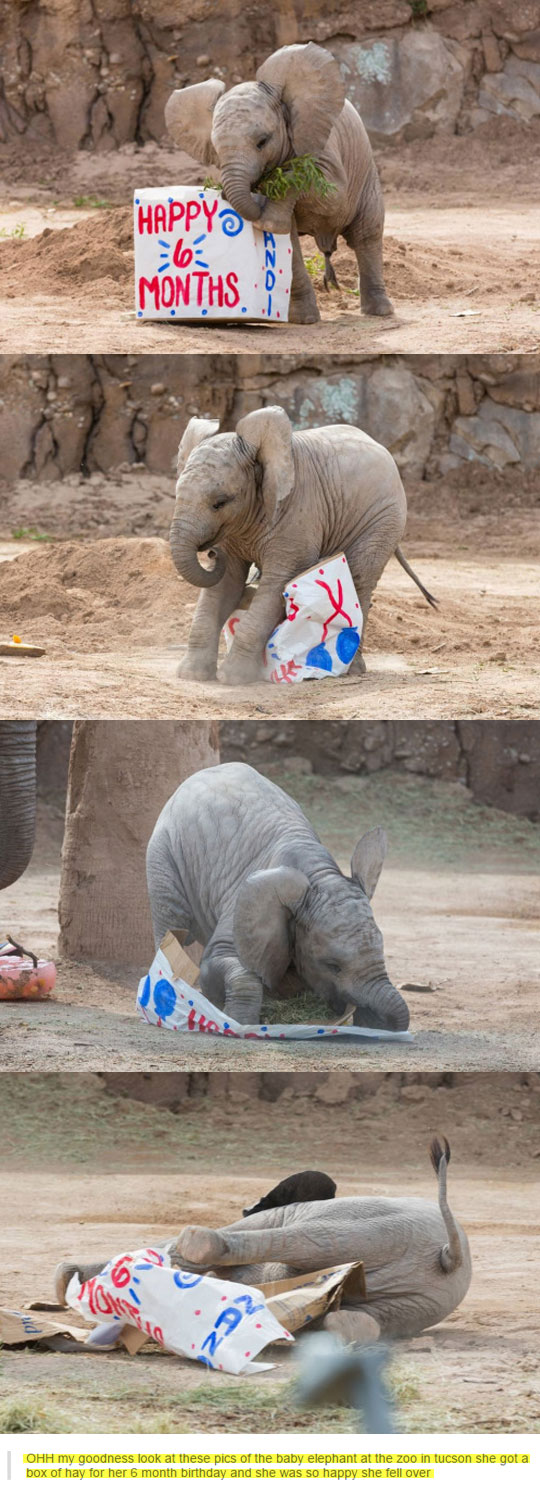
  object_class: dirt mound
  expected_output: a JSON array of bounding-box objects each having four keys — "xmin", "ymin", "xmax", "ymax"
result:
[
  {"xmin": 0, "ymin": 207, "xmax": 134, "ymax": 296},
  {"xmin": 1, "ymin": 198, "xmax": 534, "ymax": 309},
  {"xmin": 1, "ymin": 533, "xmax": 538, "ymax": 672},
  {"xmin": 0, "ymin": 537, "xmax": 189, "ymax": 651}
]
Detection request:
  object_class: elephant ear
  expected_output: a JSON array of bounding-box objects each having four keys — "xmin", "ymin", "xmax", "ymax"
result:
[
  {"xmin": 351, "ymin": 827, "xmax": 388, "ymax": 899},
  {"xmin": 233, "ymin": 866, "xmax": 310, "ymax": 989},
  {"xmin": 256, "ymin": 43, "xmax": 345, "ymax": 154},
  {"xmin": 177, "ymin": 417, "xmax": 220, "ymax": 478},
  {"xmin": 165, "ymin": 80, "xmax": 225, "ymax": 164},
  {"xmin": 236, "ymin": 406, "xmax": 294, "ymax": 525}
]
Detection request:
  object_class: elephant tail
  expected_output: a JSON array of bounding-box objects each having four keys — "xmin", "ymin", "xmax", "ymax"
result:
[
  {"xmin": 395, "ymin": 546, "xmax": 438, "ymax": 610},
  {"xmin": 430, "ymin": 1136, "xmax": 463, "ymax": 1273}
]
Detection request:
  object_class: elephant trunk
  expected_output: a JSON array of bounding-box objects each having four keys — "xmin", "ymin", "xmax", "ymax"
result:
[
  {"xmin": 354, "ymin": 976, "xmax": 410, "ymax": 1034},
  {"xmin": 169, "ymin": 519, "xmax": 227, "ymax": 590},
  {"xmin": 220, "ymin": 163, "xmax": 267, "ymax": 224},
  {"xmin": 0, "ymin": 720, "xmax": 37, "ymax": 890}
]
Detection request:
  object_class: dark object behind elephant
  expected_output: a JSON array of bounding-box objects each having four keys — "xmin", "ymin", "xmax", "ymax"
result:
[{"xmin": 243, "ymin": 1169, "xmax": 337, "ymax": 1217}]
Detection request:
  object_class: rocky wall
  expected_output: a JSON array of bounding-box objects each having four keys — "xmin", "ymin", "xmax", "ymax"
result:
[
  {"xmin": 1, "ymin": 354, "xmax": 539, "ymax": 486},
  {"xmin": 100, "ymin": 1069, "xmax": 538, "ymax": 1111},
  {"xmin": 220, "ymin": 721, "xmax": 540, "ymax": 820},
  {"xmin": 1, "ymin": 3, "xmax": 539, "ymax": 151}
]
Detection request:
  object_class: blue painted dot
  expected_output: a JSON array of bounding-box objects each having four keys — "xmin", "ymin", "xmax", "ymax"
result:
[
  {"xmin": 224, "ymin": 1022, "xmax": 230, "ymax": 1030},
  {"xmin": 137, "ymin": 310, "xmax": 142, "ymax": 317},
  {"xmin": 241, "ymin": 306, "xmax": 247, "ymax": 313},
  {"xmin": 139, "ymin": 974, "xmax": 151, "ymax": 1008},
  {"xmin": 135, "ymin": 198, "xmax": 140, "ymax": 204},
  {"xmin": 336, "ymin": 627, "xmax": 360, "ymax": 664},
  {"xmin": 202, "ymin": 309, "xmax": 208, "ymax": 315},
  {"xmin": 199, "ymin": 192, "xmax": 204, "ymax": 199},
  {"xmin": 168, "ymin": 196, "xmax": 173, "ymax": 203},
  {"xmin": 306, "ymin": 643, "xmax": 333, "ymax": 673},
  {"xmin": 188, "ymin": 998, "xmax": 194, "ymax": 1006},
  {"xmin": 170, "ymin": 309, "xmax": 176, "ymax": 316},
  {"xmin": 317, "ymin": 1027, "xmax": 325, "ymax": 1034},
  {"xmin": 261, "ymin": 1025, "xmax": 268, "ymax": 1032},
  {"xmin": 153, "ymin": 978, "xmax": 177, "ymax": 1019}
]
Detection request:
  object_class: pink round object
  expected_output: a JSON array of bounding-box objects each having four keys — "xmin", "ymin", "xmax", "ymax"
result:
[{"xmin": 0, "ymin": 955, "xmax": 57, "ymax": 1000}]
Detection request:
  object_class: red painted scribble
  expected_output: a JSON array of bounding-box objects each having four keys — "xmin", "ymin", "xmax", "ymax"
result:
[
  {"xmin": 270, "ymin": 659, "xmax": 301, "ymax": 683},
  {"xmin": 227, "ymin": 616, "xmax": 240, "ymax": 635},
  {"xmin": 286, "ymin": 599, "xmax": 300, "ymax": 621},
  {"xmin": 315, "ymin": 576, "xmax": 352, "ymax": 642}
]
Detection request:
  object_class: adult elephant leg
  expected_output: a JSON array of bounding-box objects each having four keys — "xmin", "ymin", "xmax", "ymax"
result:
[
  {"xmin": 0, "ymin": 721, "xmax": 37, "ymax": 889},
  {"xmin": 288, "ymin": 221, "xmax": 320, "ymax": 325},
  {"xmin": 178, "ymin": 556, "xmax": 249, "ymax": 681},
  {"xmin": 345, "ymin": 166, "xmax": 393, "ymax": 318},
  {"xmin": 322, "ymin": 1308, "xmax": 381, "ymax": 1345},
  {"xmin": 217, "ymin": 572, "xmax": 286, "ymax": 685}
]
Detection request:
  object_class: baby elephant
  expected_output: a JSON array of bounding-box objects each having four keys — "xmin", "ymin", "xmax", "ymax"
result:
[
  {"xmin": 146, "ymin": 762, "xmax": 410, "ymax": 1032},
  {"xmin": 166, "ymin": 41, "xmax": 392, "ymax": 324},
  {"xmin": 243, "ymin": 1170, "xmax": 337, "ymax": 1218},
  {"xmin": 55, "ymin": 1141, "xmax": 471, "ymax": 1348},
  {"xmin": 170, "ymin": 405, "xmax": 436, "ymax": 686}
]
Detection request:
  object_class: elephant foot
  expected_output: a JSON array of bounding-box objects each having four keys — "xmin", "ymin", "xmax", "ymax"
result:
[
  {"xmin": 347, "ymin": 650, "xmax": 367, "ymax": 678},
  {"xmin": 322, "ymin": 1308, "xmax": 381, "ymax": 1346},
  {"xmin": 174, "ymin": 1225, "xmax": 227, "ymax": 1267},
  {"xmin": 177, "ymin": 655, "xmax": 217, "ymax": 683},
  {"xmin": 288, "ymin": 299, "xmax": 321, "ymax": 325},
  {"xmin": 217, "ymin": 654, "xmax": 260, "ymax": 686},
  {"xmin": 361, "ymin": 290, "xmax": 394, "ymax": 318}
]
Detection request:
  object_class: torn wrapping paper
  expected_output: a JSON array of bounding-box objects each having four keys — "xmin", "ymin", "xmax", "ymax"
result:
[
  {"xmin": 137, "ymin": 934, "xmax": 412, "ymax": 1042},
  {"xmin": 134, "ymin": 187, "xmax": 291, "ymax": 322},
  {"xmin": 223, "ymin": 553, "xmax": 363, "ymax": 684},
  {"xmin": 66, "ymin": 1247, "xmax": 292, "ymax": 1374},
  {"xmin": 263, "ymin": 1262, "xmax": 366, "ymax": 1333}
]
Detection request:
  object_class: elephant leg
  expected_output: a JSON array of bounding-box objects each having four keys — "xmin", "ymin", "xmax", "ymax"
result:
[
  {"xmin": 322, "ymin": 1308, "xmax": 381, "ymax": 1345},
  {"xmin": 288, "ymin": 221, "xmax": 320, "ymax": 325},
  {"xmin": 217, "ymin": 573, "xmax": 286, "ymax": 685},
  {"xmin": 345, "ymin": 166, "xmax": 393, "ymax": 318},
  {"xmin": 200, "ymin": 935, "xmax": 264, "ymax": 1025},
  {"xmin": 175, "ymin": 1211, "xmax": 388, "ymax": 1272},
  {"xmin": 146, "ymin": 840, "xmax": 195, "ymax": 953},
  {"xmin": 178, "ymin": 556, "xmax": 249, "ymax": 681}
]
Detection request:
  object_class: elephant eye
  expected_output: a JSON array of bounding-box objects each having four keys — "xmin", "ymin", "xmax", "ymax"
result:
[
  {"xmin": 213, "ymin": 495, "xmax": 231, "ymax": 510},
  {"xmin": 256, "ymin": 134, "xmax": 270, "ymax": 150},
  {"xmin": 324, "ymin": 959, "xmax": 342, "ymax": 974}
]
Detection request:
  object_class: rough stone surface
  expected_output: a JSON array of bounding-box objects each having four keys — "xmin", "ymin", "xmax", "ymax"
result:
[
  {"xmin": 477, "ymin": 53, "xmax": 540, "ymax": 119},
  {"xmin": 333, "ymin": 31, "xmax": 466, "ymax": 144},
  {"xmin": 1, "ymin": 2, "xmax": 539, "ymax": 147},
  {"xmin": 450, "ymin": 396, "xmax": 540, "ymax": 468},
  {"xmin": 3, "ymin": 356, "xmax": 538, "ymax": 491}
]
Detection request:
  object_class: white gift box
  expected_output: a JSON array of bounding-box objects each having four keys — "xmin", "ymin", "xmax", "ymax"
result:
[
  {"xmin": 137, "ymin": 943, "xmax": 412, "ymax": 1043},
  {"xmin": 67, "ymin": 1247, "xmax": 290, "ymax": 1373},
  {"xmin": 223, "ymin": 553, "xmax": 364, "ymax": 684},
  {"xmin": 134, "ymin": 187, "xmax": 292, "ymax": 322}
]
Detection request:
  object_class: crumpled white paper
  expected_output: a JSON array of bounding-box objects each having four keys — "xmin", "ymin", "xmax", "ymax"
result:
[
  {"xmin": 66, "ymin": 1246, "xmax": 292, "ymax": 1374},
  {"xmin": 134, "ymin": 186, "xmax": 292, "ymax": 323},
  {"xmin": 137, "ymin": 947, "xmax": 412, "ymax": 1043},
  {"xmin": 224, "ymin": 554, "xmax": 363, "ymax": 684}
]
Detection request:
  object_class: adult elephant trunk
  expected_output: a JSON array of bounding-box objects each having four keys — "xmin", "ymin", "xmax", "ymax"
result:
[
  {"xmin": 0, "ymin": 720, "xmax": 37, "ymax": 889},
  {"xmin": 220, "ymin": 163, "xmax": 266, "ymax": 224},
  {"xmin": 169, "ymin": 520, "xmax": 227, "ymax": 589},
  {"xmin": 354, "ymin": 976, "xmax": 410, "ymax": 1034}
]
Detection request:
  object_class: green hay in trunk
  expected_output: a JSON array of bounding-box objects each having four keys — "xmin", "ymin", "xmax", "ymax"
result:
[{"xmin": 259, "ymin": 154, "xmax": 335, "ymax": 201}]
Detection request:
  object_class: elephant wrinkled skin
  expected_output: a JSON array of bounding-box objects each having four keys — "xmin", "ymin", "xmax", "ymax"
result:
[
  {"xmin": 146, "ymin": 762, "xmax": 409, "ymax": 1031},
  {"xmin": 165, "ymin": 42, "xmax": 393, "ymax": 324},
  {"xmin": 54, "ymin": 1141, "xmax": 472, "ymax": 1347},
  {"xmin": 170, "ymin": 405, "xmax": 434, "ymax": 687}
]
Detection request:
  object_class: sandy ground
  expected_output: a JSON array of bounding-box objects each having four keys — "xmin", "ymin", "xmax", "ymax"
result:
[
  {"xmin": 1, "ymin": 463, "xmax": 539, "ymax": 720},
  {"xmin": 1, "ymin": 768, "xmax": 539, "ymax": 1073},
  {"xmin": 0, "ymin": 125, "xmax": 539, "ymax": 355},
  {"xmin": 0, "ymin": 1072, "xmax": 539, "ymax": 1434}
]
